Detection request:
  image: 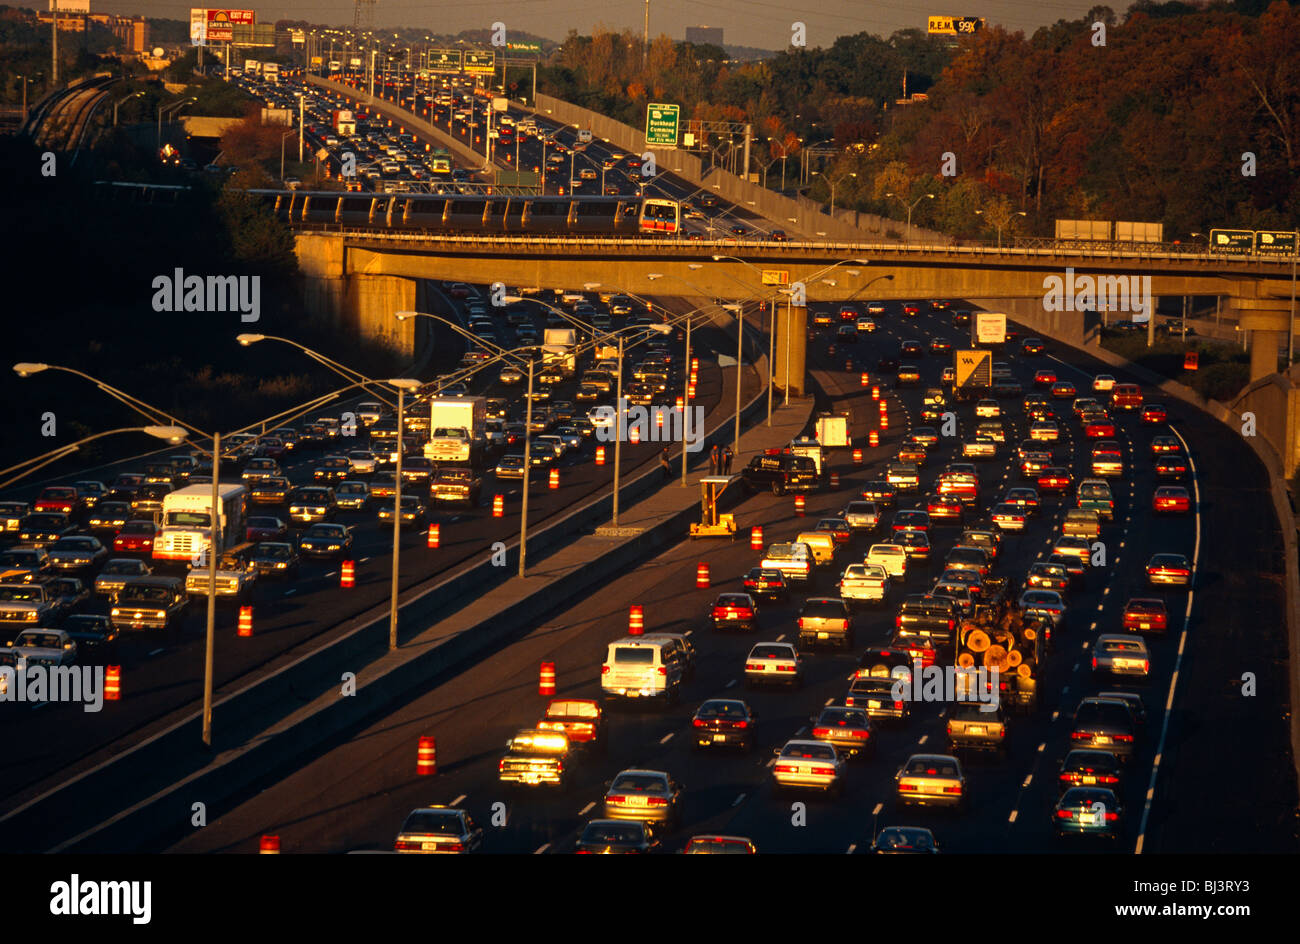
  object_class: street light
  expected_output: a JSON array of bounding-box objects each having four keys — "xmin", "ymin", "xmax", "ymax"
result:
[
  {"xmin": 973, "ymin": 208, "xmax": 1027, "ymax": 250},
  {"xmin": 386, "ymin": 378, "xmax": 421, "ymax": 649},
  {"xmin": 113, "ymin": 90, "xmax": 144, "ymax": 128},
  {"xmin": 885, "ymin": 191, "xmax": 935, "ymax": 243},
  {"xmin": 157, "ymin": 97, "xmax": 197, "ymax": 151},
  {"xmin": 279, "ymin": 130, "xmax": 296, "ymax": 181},
  {"xmin": 236, "ymin": 333, "xmax": 397, "ymax": 408},
  {"xmin": 813, "ymin": 170, "xmax": 856, "ymax": 214},
  {"xmin": 394, "ymin": 311, "xmax": 527, "ymax": 365},
  {"xmin": 0, "ymin": 425, "xmax": 188, "ymax": 492}
]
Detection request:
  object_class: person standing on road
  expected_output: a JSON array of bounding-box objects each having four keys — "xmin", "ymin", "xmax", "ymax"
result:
[
  {"xmin": 710, "ymin": 444, "xmax": 720, "ymax": 475},
  {"xmin": 722, "ymin": 445, "xmax": 733, "ymax": 475},
  {"xmin": 659, "ymin": 446, "xmax": 672, "ymax": 481}
]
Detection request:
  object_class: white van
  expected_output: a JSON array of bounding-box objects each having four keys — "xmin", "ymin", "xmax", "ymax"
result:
[{"xmin": 601, "ymin": 635, "xmax": 690, "ymax": 704}]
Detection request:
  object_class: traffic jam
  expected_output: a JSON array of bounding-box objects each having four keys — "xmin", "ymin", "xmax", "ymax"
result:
[{"xmin": 236, "ymin": 300, "xmax": 1198, "ymax": 855}]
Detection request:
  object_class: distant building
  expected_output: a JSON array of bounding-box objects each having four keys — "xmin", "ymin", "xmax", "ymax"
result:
[
  {"xmin": 111, "ymin": 15, "xmax": 149, "ymax": 54},
  {"xmin": 685, "ymin": 26, "xmax": 723, "ymax": 46}
]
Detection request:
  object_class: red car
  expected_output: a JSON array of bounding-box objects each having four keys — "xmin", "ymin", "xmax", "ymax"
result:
[
  {"xmin": 1141, "ymin": 404, "xmax": 1168, "ymax": 425},
  {"xmin": 34, "ymin": 486, "xmax": 80, "ymax": 516},
  {"xmin": 839, "ymin": 306, "xmax": 859, "ymax": 322},
  {"xmin": 1033, "ymin": 369, "xmax": 1057, "ymax": 387},
  {"xmin": 1037, "ymin": 468, "xmax": 1073, "ymax": 492},
  {"xmin": 1152, "ymin": 485, "xmax": 1191, "ymax": 514},
  {"xmin": 1123, "ymin": 598, "xmax": 1168, "ymax": 634},
  {"xmin": 926, "ymin": 494, "xmax": 964, "ymax": 521},
  {"xmin": 710, "ymin": 592, "xmax": 759, "ymax": 631},
  {"xmin": 1084, "ymin": 418, "xmax": 1116, "ymax": 439},
  {"xmin": 892, "ymin": 510, "xmax": 931, "ymax": 533},
  {"xmin": 112, "ymin": 519, "xmax": 158, "ymax": 553},
  {"xmin": 902, "ymin": 302, "xmax": 920, "ymax": 316},
  {"xmin": 536, "ymin": 698, "xmax": 605, "ymax": 749},
  {"xmin": 889, "ymin": 631, "xmax": 940, "ymax": 669}
]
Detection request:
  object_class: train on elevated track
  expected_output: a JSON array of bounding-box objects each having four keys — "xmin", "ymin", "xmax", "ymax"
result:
[{"xmin": 251, "ymin": 190, "xmax": 683, "ymax": 237}]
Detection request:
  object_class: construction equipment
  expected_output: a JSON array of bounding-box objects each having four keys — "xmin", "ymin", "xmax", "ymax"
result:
[{"xmin": 689, "ymin": 475, "xmax": 739, "ymax": 538}]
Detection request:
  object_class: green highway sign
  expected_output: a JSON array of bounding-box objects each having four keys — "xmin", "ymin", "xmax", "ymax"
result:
[
  {"xmin": 495, "ymin": 170, "xmax": 541, "ymax": 188},
  {"xmin": 1208, "ymin": 229, "xmax": 1255, "ymax": 254},
  {"xmin": 506, "ymin": 41, "xmax": 542, "ymax": 54},
  {"xmin": 645, "ymin": 103, "xmax": 680, "ymax": 149},
  {"xmin": 428, "ymin": 50, "xmax": 462, "ymax": 72},
  {"xmin": 1255, "ymin": 230, "xmax": 1298, "ymax": 256},
  {"xmin": 463, "ymin": 50, "xmax": 496, "ymax": 74}
]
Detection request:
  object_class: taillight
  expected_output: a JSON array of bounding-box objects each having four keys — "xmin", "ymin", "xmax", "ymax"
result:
[
  {"xmin": 1071, "ymin": 731, "xmax": 1087, "ymax": 739},
  {"xmin": 606, "ymin": 795, "xmax": 626, "ymax": 804},
  {"xmin": 1056, "ymin": 809, "xmax": 1074, "ymax": 819},
  {"xmin": 774, "ymin": 764, "xmax": 796, "ymax": 774},
  {"xmin": 1141, "ymin": 660, "xmax": 1149, "ymax": 672},
  {"xmin": 946, "ymin": 723, "xmax": 953, "ymax": 735},
  {"xmin": 734, "ymin": 720, "xmax": 748, "ymax": 729},
  {"xmin": 1105, "ymin": 812, "xmax": 1119, "ymax": 822},
  {"xmin": 948, "ymin": 619, "xmax": 955, "ymax": 630},
  {"xmin": 394, "ymin": 840, "xmax": 419, "ymax": 850},
  {"xmin": 895, "ymin": 615, "xmax": 902, "ymax": 627},
  {"xmin": 1101, "ymin": 775, "xmax": 1119, "ymax": 783},
  {"xmin": 693, "ymin": 718, "xmax": 706, "ymax": 727},
  {"xmin": 893, "ymin": 700, "xmax": 904, "ymax": 709},
  {"xmin": 1091, "ymin": 656, "xmax": 1097, "ymax": 670},
  {"xmin": 898, "ymin": 783, "xmax": 917, "ymax": 791},
  {"xmin": 601, "ymin": 665, "xmax": 610, "ymax": 674},
  {"xmin": 444, "ymin": 841, "xmax": 463, "ymax": 852},
  {"xmin": 657, "ymin": 666, "xmax": 667, "ymax": 676},
  {"xmin": 942, "ymin": 785, "xmax": 962, "ymax": 794},
  {"xmin": 1114, "ymin": 734, "xmax": 1134, "ymax": 742},
  {"xmin": 498, "ymin": 759, "xmax": 505, "ymax": 771},
  {"xmin": 745, "ymin": 662, "xmax": 761, "ymax": 670},
  {"xmin": 812, "ymin": 727, "xmax": 829, "ymax": 738}
]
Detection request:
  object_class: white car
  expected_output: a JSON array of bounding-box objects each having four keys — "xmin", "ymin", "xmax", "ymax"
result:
[
  {"xmin": 348, "ymin": 450, "xmax": 377, "ymax": 475},
  {"xmin": 1093, "ymin": 374, "xmax": 1116, "ymax": 392},
  {"xmin": 975, "ymin": 399, "xmax": 1000, "ymax": 419},
  {"xmin": 866, "ymin": 543, "xmax": 908, "ymax": 581},
  {"xmin": 744, "ymin": 641, "xmax": 803, "ymax": 688},
  {"xmin": 839, "ymin": 563, "xmax": 889, "ymax": 604},
  {"xmin": 1093, "ymin": 634, "xmax": 1150, "ymax": 680},
  {"xmin": 773, "ymin": 740, "xmax": 844, "ymax": 795},
  {"xmin": 8, "ymin": 628, "xmax": 77, "ymax": 670}
]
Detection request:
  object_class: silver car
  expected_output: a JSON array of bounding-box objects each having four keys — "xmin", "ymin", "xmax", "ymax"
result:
[
  {"xmin": 95, "ymin": 558, "xmax": 152, "ymax": 597},
  {"xmin": 772, "ymin": 739, "xmax": 845, "ymax": 795},
  {"xmin": 1092, "ymin": 634, "xmax": 1150, "ymax": 680}
]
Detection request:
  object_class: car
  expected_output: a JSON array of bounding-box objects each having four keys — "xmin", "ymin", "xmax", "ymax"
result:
[
  {"xmin": 925, "ymin": 493, "xmax": 964, "ymax": 523},
  {"xmin": 431, "ymin": 468, "xmax": 482, "ymax": 506},
  {"xmin": 691, "ymin": 698, "xmax": 756, "ymax": 751},
  {"xmin": 333, "ymin": 481, "xmax": 371, "ymax": 511},
  {"xmin": 772, "ymin": 739, "xmax": 845, "ymax": 796},
  {"xmin": 250, "ymin": 542, "xmax": 300, "ymax": 579},
  {"xmin": 1146, "ymin": 552, "xmax": 1192, "ymax": 587},
  {"xmin": 814, "ymin": 517, "xmax": 851, "ymax": 546},
  {"xmin": 248, "ymin": 477, "xmax": 291, "ymax": 506},
  {"xmin": 1020, "ymin": 588, "xmax": 1067, "ymax": 632},
  {"xmin": 797, "ymin": 597, "xmax": 853, "ymax": 650},
  {"xmin": 1037, "ymin": 467, "xmax": 1073, "ymax": 493},
  {"xmin": 240, "ymin": 457, "xmax": 282, "ymax": 484},
  {"xmin": 839, "ymin": 563, "xmax": 889, "ymax": 606},
  {"xmin": 498, "ymin": 729, "xmax": 574, "ymax": 789},
  {"xmin": 0, "ymin": 547, "xmax": 50, "ymax": 582},
  {"xmin": 368, "ymin": 473, "xmax": 399, "ymax": 501},
  {"xmin": 929, "ymin": 337, "xmax": 952, "ymax": 355},
  {"xmin": 708, "ymin": 592, "xmax": 759, "ymax": 632},
  {"xmin": 494, "ymin": 454, "xmax": 526, "ymax": 479},
  {"xmin": 844, "ymin": 672, "xmax": 909, "ymax": 722},
  {"xmin": 394, "ymin": 807, "xmax": 483, "ymax": 853},
  {"xmin": 535, "ymin": 697, "xmax": 605, "ymax": 752},
  {"xmin": 72, "ymin": 481, "xmax": 108, "ymax": 510},
  {"xmin": 1152, "ymin": 485, "xmax": 1191, "ymax": 514},
  {"xmin": 744, "ymin": 641, "xmax": 803, "ymax": 688},
  {"xmin": 1122, "ymin": 597, "xmax": 1168, "ymax": 634},
  {"xmin": 93, "ymin": 558, "xmax": 152, "ymax": 597},
  {"xmin": 896, "ymin": 363, "xmax": 922, "ymax": 386},
  {"xmin": 84, "ymin": 501, "xmax": 132, "ymax": 536},
  {"xmin": 1093, "ymin": 634, "xmax": 1150, "ymax": 680},
  {"xmin": 1033, "ymin": 369, "xmax": 1057, "ymax": 387},
  {"xmin": 245, "ymin": 516, "xmax": 289, "ymax": 543},
  {"xmin": 109, "ymin": 576, "xmax": 188, "ymax": 633},
  {"xmin": 287, "ymin": 486, "xmax": 337, "ymax": 525},
  {"xmin": 1021, "ymin": 337, "xmax": 1045, "ymax": 355},
  {"xmin": 741, "ymin": 567, "xmax": 788, "ymax": 602},
  {"xmin": 1140, "ymin": 403, "xmax": 1168, "ymax": 425},
  {"xmin": 298, "ymin": 523, "xmax": 354, "ymax": 559},
  {"xmin": 1050, "ymin": 380, "xmax": 1077, "ymax": 399},
  {"xmin": 8, "ymin": 628, "xmax": 77, "ymax": 669},
  {"xmin": 810, "ymin": 705, "xmax": 874, "ymax": 759},
  {"xmin": 974, "ymin": 399, "xmax": 1000, "ymax": 419},
  {"xmin": 945, "ymin": 545, "xmax": 990, "ymax": 576},
  {"xmin": 866, "ymin": 543, "xmax": 908, "ymax": 581},
  {"xmin": 347, "ymin": 450, "xmax": 378, "ymax": 476},
  {"xmin": 1003, "ymin": 487, "xmax": 1040, "ymax": 515},
  {"xmin": 46, "ymin": 536, "xmax": 107, "ymax": 573},
  {"xmin": 59, "ymin": 613, "xmax": 118, "ymax": 659},
  {"xmin": 1092, "ymin": 374, "xmax": 1116, "ymax": 392},
  {"xmin": 870, "ymin": 826, "xmax": 939, "ymax": 854},
  {"xmin": 16, "ymin": 513, "xmax": 76, "ymax": 549},
  {"xmin": 1057, "ymin": 749, "xmax": 1124, "ymax": 795},
  {"xmin": 312, "ymin": 455, "xmax": 352, "ymax": 483},
  {"xmin": 1154, "ymin": 453, "xmax": 1190, "ymax": 479},
  {"xmin": 895, "ymin": 754, "xmax": 966, "ymax": 810},
  {"xmin": 112, "ymin": 520, "xmax": 158, "ymax": 555},
  {"xmin": 861, "ymin": 481, "xmax": 897, "ymax": 509},
  {"xmin": 1054, "ymin": 787, "xmax": 1123, "ymax": 841},
  {"xmin": 575, "ymin": 820, "xmax": 660, "ymax": 854},
  {"xmin": 602, "ymin": 769, "xmax": 682, "ymax": 827}
]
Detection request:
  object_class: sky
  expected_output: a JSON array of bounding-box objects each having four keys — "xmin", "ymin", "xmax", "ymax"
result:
[{"xmin": 87, "ymin": 1, "xmax": 1105, "ymax": 49}]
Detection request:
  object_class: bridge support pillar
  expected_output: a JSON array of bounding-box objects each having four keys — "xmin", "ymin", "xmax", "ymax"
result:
[
  {"xmin": 773, "ymin": 302, "xmax": 807, "ymax": 398},
  {"xmin": 1237, "ymin": 298, "xmax": 1294, "ymax": 381}
]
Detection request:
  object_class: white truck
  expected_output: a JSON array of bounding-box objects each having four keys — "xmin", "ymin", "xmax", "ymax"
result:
[
  {"xmin": 424, "ymin": 397, "xmax": 487, "ymax": 468},
  {"xmin": 152, "ymin": 484, "xmax": 248, "ymax": 564},
  {"xmin": 972, "ymin": 312, "xmax": 1007, "ymax": 347},
  {"xmin": 814, "ymin": 414, "xmax": 849, "ymax": 448},
  {"xmin": 244, "ymin": 59, "xmax": 261, "ymax": 75},
  {"xmin": 262, "ymin": 63, "xmax": 280, "ymax": 83},
  {"xmin": 542, "ymin": 327, "xmax": 578, "ymax": 379}
]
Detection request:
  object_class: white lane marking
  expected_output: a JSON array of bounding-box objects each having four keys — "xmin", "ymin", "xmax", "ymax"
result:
[
  {"xmin": 534, "ymin": 843, "xmax": 550, "ymax": 854},
  {"xmin": 917, "ymin": 734, "xmax": 928, "ymax": 745},
  {"xmin": 775, "ymin": 634, "xmax": 786, "ymax": 642},
  {"xmin": 824, "ymin": 697, "xmax": 833, "ymax": 706},
  {"xmin": 1051, "ymin": 711, "xmax": 1060, "ymax": 722},
  {"xmin": 358, "ymin": 557, "xmax": 370, "ymax": 563},
  {"xmin": 147, "ymin": 647, "xmax": 165, "ymax": 657},
  {"xmin": 1022, "ymin": 774, "xmax": 1032, "ymax": 788},
  {"xmin": 725, "ymin": 678, "xmax": 737, "ymax": 688},
  {"xmin": 450, "ymin": 794, "xmax": 466, "ymax": 806},
  {"xmin": 659, "ymin": 732, "xmax": 674, "ymax": 745},
  {"xmin": 732, "ymin": 793, "xmax": 746, "ymax": 807},
  {"xmin": 283, "ymin": 589, "xmax": 296, "ymax": 596},
  {"xmin": 579, "ymin": 801, "xmax": 596, "ymax": 815},
  {"xmin": 766, "ymin": 757, "xmax": 776, "ymax": 767},
  {"xmin": 846, "ymin": 842, "xmax": 857, "ymax": 854},
  {"xmin": 1008, "ymin": 809, "xmax": 1018, "ymax": 823},
  {"xmin": 1037, "ymin": 742, "xmax": 1046, "ymax": 752},
  {"xmin": 795, "ymin": 726, "xmax": 807, "ymax": 736},
  {"xmin": 1137, "ymin": 424, "xmax": 1201, "ymax": 855},
  {"xmin": 872, "ymin": 802, "xmax": 882, "ymax": 815}
]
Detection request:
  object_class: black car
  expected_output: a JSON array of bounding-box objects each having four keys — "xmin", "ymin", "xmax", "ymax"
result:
[
  {"xmin": 575, "ymin": 820, "xmax": 659, "ymax": 854},
  {"xmin": 861, "ymin": 481, "xmax": 897, "ymax": 509},
  {"xmin": 870, "ymin": 826, "xmax": 939, "ymax": 853},
  {"xmin": 16, "ymin": 513, "xmax": 76, "ymax": 549},
  {"xmin": 741, "ymin": 453, "xmax": 818, "ymax": 496},
  {"xmin": 691, "ymin": 698, "xmax": 756, "ymax": 751},
  {"xmin": 59, "ymin": 613, "xmax": 119, "ymax": 659},
  {"xmin": 86, "ymin": 501, "xmax": 132, "ymax": 535},
  {"xmin": 742, "ymin": 567, "xmax": 788, "ymax": 602},
  {"xmin": 901, "ymin": 340, "xmax": 924, "ymax": 358},
  {"xmin": 877, "ymin": 354, "xmax": 900, "ymax": 373},
  {"xmin": 298, "ymin": 523, "xmax": 353, "ymax": 560},
  {"xmin": 1057, "ymin": 748, "xmax": 1124, "ymax": 795},
  {"xmin": 250, "ymin": 541, "xmax": 301, "ymax": 579}
]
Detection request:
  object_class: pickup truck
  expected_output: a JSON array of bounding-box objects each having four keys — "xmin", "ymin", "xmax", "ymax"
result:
[
  {"xmin": 962, "ymin": 438, "xmax": 997, "ymax": 460},
  {"xmin": 184, "ymin": 543, "xmax": 258, "ymax": 600},
  {"xmin": 946, "ymin": 704, "xmax": 1008, "ymax": 757},
  {"xmin": 110, "ymin": 576, "xmax": 189, "ymax": 632},
  {"xmin": 797, "ymin": 597, "xmax": 853, "ymax": 650},
  {"xmin": 839, "ymin": 564, "xmax": 889, "ymax": 606},
  {"xmin": 759, "ymin": 543, "xmax": 813, "ymax": 585},
  {"xmin": 866, "ymin": 543, "xmax": 908, "ymax": 581},
  {"xmin": 431, "ymin": 468, "xmax": 482, "ymax": 506},
  {"xmin": 885, "ymin": 462, "xmax": 919, "ymax": 492},
  {"xmin": 895, "ymin": 595, "xmax": 959, "ymax": 653},
  {"xmin": 1062, "ymin": 509, "xmax": 1102, "ymax": 540},
  {"xmin": 1076, "ymin": 479, "xmax": 1115, "ymax": 521},
  {"xmin": 0, "ymin": 581, "xmax": 60, "ymax": 636},
  {"xmin": 498, "ymin": 729, "xmax": 573, "ymax": 789}
]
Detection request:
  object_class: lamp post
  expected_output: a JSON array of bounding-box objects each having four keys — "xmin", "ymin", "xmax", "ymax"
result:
[
  {"xmin": 279, "ymin": 130, "xmax": 296, "ymax": 181},
  {"xmin": 236, "ymin": 333, "xmax": 397, "ymax": 408},
  {"xmin": 0, "ymin": 425, "xmax": 187, "ymax": 492},
  {"xmin": 387, "ymin": 378, "xmax": 421, "ymax": 649},
  {"xmin": 885, "ymin": 191, "xmax": 935, "ymax": 243},
  {"xmin": 813, "ymin": 170, "xmax": 856, "ymax": 214},
  {"xmin": 974, "ymin": 208, "xmax": 1027, "ymax": 250},
  {"xmin": 113, "ymin": 90, "xmax": 144, "ymax": 127},
  {"xmin": 157, "ymin": 97, "xmax": 196, "ymax": 150}
]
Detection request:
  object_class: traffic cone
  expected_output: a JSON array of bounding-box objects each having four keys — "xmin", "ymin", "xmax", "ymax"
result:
[
  {"xmin": 830, "ymin": 472, "xmax": 840, "ymax": 488},
  {"xmin": 539, "ymin": 661, "xmax": 556, "ymax": 695},
  {"xmin": 595, "ymin": 446, "xmax": 605, "ymax": 466},
  {"xmin": 493, "ymin": 494, "xmax": 504, "ymax": 517},
  {"xmin": 696, "ymin": 562, "xmax": 710, "ymax": 588},
  {"xmin": 853, "ymin": 448, "xmax": 864, "ymax": 464},
  {"xmin": 417, "ymin": 736, "xmax": 437, "ymax": 775},
  {"xmin": 869, "ymin": 430, "xmax": 880, "ymax": 447},
  {"xmin": 861, "ymin": 372, "xmax": 870, "ymax": 387},
  {"xmin": 548, "ymin": 468, "xmax": 559, "ymax": 489},
  {"xmin": 427, "ymin": 524, "xmax": 440, "ymax": 548},
  {"xmin": 340, "ymin": 560, "xmax": 355, "ymax": 588},
  {"xmin": 750, "ymin": 525, "xmax": 763, "ymax": 550},
  {"xmin": 794, "ymin": 494, "xmax": 806, "ymax": 516},
  {"xmin": 628, "ymin": 605, "xmax": 644, "ymax": 635},
  {"xmin": 104, "ymin": 665, "xmax": 121, "ymax": 701},
  {"xmin": 237, "ymin": 606, "xmax": 253, "ymax": 637},
  {"xmin": 259, "ymin": 835, "xmax": 280, "ymax": 854}
]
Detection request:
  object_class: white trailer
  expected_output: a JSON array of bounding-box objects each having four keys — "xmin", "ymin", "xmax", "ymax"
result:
[{"xmin": 153, "ymin": 483, "xmax": 247, "ymax": 564}]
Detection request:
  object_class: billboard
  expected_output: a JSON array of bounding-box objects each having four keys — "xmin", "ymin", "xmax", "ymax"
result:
[
  {"xmin": 954, "ymin": 350, "xmax": 992, "ymax": 390},
  {"xmin": 190, "ymin": 8, "xmax": 207, "ymax": 45},
  {"xmin": 51, "ymin": 0, "xmax": 91, "ymax": 11},
  {"xmin": 927, "ymin": 16, "xmax": 985, "ymax": 35},
  {"xmin": 204, "ymin": 9, "xmax": 254, "ymax": 43}
]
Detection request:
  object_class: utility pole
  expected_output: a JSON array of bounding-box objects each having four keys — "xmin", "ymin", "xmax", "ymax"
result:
[
  {"xmin": 520, "ymin": 357, "xmax": 534, "ymax": 576},
  {"xmin": 51, "ymin": 0, "xmax": 59, "ymax": 85},
  {"xmin": 643, "ymin": 0, "xmax": 650, "ymax": 67}
]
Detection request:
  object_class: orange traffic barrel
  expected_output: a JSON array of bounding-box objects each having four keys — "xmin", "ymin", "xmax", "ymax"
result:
[
  {"xmin": 750, "ymin": 525, "xmax": 763, "ymax": 550},
  {"xmin": 696, "ymin": 562, "xmax": 710, "ymax": 588},
  {"xmin": 493, "ymin": 494, "xmax": 504, "ymax": 517},
  {"xmin": 595, "ymin": 446, "xmax": 606, "ymax": 466},
  {"xmin": 691, "ymin": 357, "xmax": 699, "ymax": 370},
  {"xmin": 853, "ymin": 448, "xmax": 863, "ymax": 464},
  {"xmin": 794, "ymin": 494, "xmax": 806, "ymax": 516},
  {"xmin": 1184, "ymin": 351, "xmax": 1199, "ymax": 370},
  {"xmin": 105, "ymin": 665, "xmax": 121, "ymax": 701},
  {"xmin": 845, "ymin": 360, "xmax": 853, "ymax": 372},
  {"xmin": 687, "ymin": 384, "xmax": 696, "ymax": 398},
  {"xmin": 675, "ymin": 397, "xmax": 684, "ymax": 410},
  {"xmin": 690, "ymin": 370, "xmax": 698, "ymax": 384},
  {"xmin": 880, "ymin": 412, "xmax": 889, "ymax": 430},
  {"xmin": 417, "ymin": 736, "xmax": 437, "ymax": 776},
  {"xmin": 237, "ymin": 605, "xmax": 253, "ymax": 637},
  {"xmin": 628, "ymin": 605, "xmax": 644, "ymax": 635},
  {"xmin": 828, "ymin": 344, "xmax": 836, "ymax": 356},
  {"xmin": 340, "ymin": 560, "xmax": 355, "ymax": 588},
  {"xmin": 259, "ymin": 835, "xmax": 281, "ymax": 854},
  {"xmin": 879, "ymin": 398, "xmax": 888, "ymax": 413},
  {"xmin": 860, "ymin": 372, "xmax": 870, "ymax": 387},
  {"xmin": 548, "ymin": 468, "xmax": 559, "ymax": 489},
  {"xmin": 830, "ymin": 472, "xmax": 840, "ymax": 488},
  {"xmin": 656, "ymin": 411, "xmax": 665, "ymax": 429},
  {"xmin": 427, "ymin": 524, "xmax": 440, "ymax": 548},
  {"xmin": 539, "ymin": 661, "xmax": 557, "ymax": 695},
  {"xmin": 872, "ymin": 386, "xmax": 880, "ymax": 400},
  {"xmin": 869, "ymin": 430, "xmax": 880, "ymax": 447},
  {"xmin": 629, "ymin": 427, "xmax": 641, "ymax": 444}
]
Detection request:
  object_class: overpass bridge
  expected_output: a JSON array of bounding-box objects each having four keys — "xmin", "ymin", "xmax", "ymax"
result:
[{"xmin": 293, "ymin": 224, "xmax": 1300, "ymax": 386}]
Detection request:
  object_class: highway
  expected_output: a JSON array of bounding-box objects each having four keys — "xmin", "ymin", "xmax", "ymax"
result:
[
  {"xmin": 0, "ymin": 283, "xmax": 757, "ymax": 813},
  {"xmin": 164, "ymin": 303, "xmax": 1294, "ymax": 854}
]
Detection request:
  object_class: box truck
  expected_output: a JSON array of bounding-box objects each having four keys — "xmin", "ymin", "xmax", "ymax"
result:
[
  {"xmin": 152, "ymin": 483, "xmax": 248, "ymax": 564},
  {"xmin": 424, "ymin": 397, "xmax": 487, "ymax": 467}
]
